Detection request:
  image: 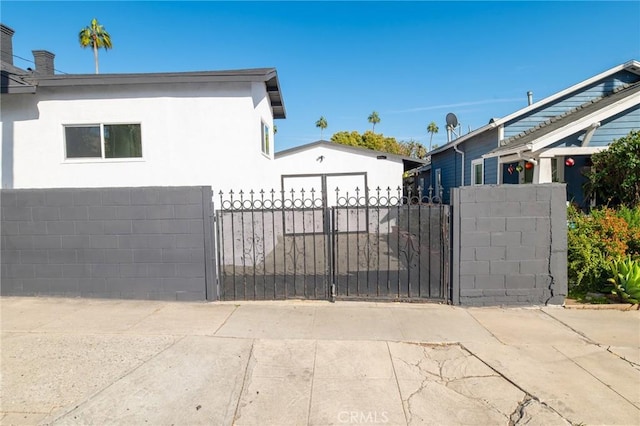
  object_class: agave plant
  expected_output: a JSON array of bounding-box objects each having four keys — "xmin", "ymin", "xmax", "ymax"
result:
[{"xmin": 608, "ymin": 257, "xmax": 640, "ymax": 304}]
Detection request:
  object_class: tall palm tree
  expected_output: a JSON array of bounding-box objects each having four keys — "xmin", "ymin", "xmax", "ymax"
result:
[
  {"xmin": 368, "ymin": 111, "xmax": 381, "ymax": 133},
  {"xmin": 427, "ymin": 121, "xmax": 439, "ymax": 152},
  {"xmin": 79, "ymin": 18, "xmax": 112, "ymax": 74},
  {"xmin": 315, "ymin": 116, "xmax": 328, "ymax": 140}
]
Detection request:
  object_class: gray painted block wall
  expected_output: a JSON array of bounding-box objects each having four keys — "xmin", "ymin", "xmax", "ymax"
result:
[
  {"xmin": 451, "ymin": 184, "xmax": 567, "ymax": 306},
  {"xmin": 1, "ymin": 187, "xmax": 214, "ymax": 301}
]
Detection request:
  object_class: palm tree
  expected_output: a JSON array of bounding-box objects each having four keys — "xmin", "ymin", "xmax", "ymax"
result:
[
  {"xmin": 315, "ymin": 116, "xmax": 328, "ymax": 140},
  {"xmin": 368, "ymin": 111, "xmax": 381, "ymax": 133},
  {"xmin": 427, "ymin": 121, "xmax": 439, "ymax": 152},
  {"xmin": 79, "ymin": 18, "xmax": 112, "ymax": 74}
]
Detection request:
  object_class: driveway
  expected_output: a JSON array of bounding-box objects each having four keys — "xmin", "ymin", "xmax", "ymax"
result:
[{"xmin": 1, "ymin": 297, "xmax": 638, "ymax": 425}]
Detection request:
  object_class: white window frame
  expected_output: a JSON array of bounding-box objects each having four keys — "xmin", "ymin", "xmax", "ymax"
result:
[
  {"xmin": 434, "ymin": 168, "xmax": 442, "ymax": 196},
  {"xmin": 63, "ymin": 123, "xmax": 143, "ymax": 163},
  {"xmin": 471, "ymin": 159, "xmax": 484, "ymax": 185},
  {"xmin": 261, "ymin": 121, "xmax": 271, "ymax": 157}
]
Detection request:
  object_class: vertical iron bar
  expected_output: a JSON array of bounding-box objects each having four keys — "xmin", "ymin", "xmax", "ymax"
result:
[
  {"xmin": 217, "ymin": 191, "xmax": 226, "ymax": 300},
  {"xmin": 311, "ymin": 188, "xmax": 318, "ymax": 299},
  {"xmin": 239, "ymin": 191, "xmax": 247, "ymax": 300},
  {"xmin": 291, "ymin": 188, "xmax": 297, "ymax": 297},
  {"xmin": 376, "ymin": 187, "xmax": 380, "ymax": 297},
  {"xmin": 271, "ymin": 189, "xmax": 277, "ymax": 299},
  {"xmin": 396, "ymin": 187, "xmax": 401, "ymax": 298},
  {"xmin": 329, "ymin": 206, "xmax": 340, "ymax": 295},
  {"xmin": 345, "ymin": 190, "xmax": 350, "ymax": 297},
  {"xmin": 260, "ymin": 190, "xmax": 266, "ymax": 300},
  {"xmin": 355, "ymin": 187, "xmax": 360, "ymax": 296},
  {"xmin": 418, "ymin": 201, "xmax": 422, "ymax": 298},
  {"xmin": 229, "ymin": 191, "xmax": 237, "ymax": 300},
  {"xmin": 386, "ymin": 187, "xmax": 391, "ymax": 294},
  {"xmin": 428, "ymin": 204, "xmax": 432, "ymax": 298},
  {"xmin": 281, "ymin": 189, "xmax": 287, "ymax": 299},
  {"xmin": 302, "ymin": 188, "xmax": 307, "ymax": 298},
  {"xmin": 407, "ymin": 190, "xmax": 411, "ymax": 298},
  {"xmin": 250, "ymin": 190, "xmax": 256, "ymax": 300}
]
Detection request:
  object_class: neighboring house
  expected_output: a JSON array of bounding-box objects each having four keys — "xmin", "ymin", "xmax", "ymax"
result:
[
  {"xmin": 429, "ymin": 60, "xmax": 640, "ymax": 207},
  {"xmin": 0, "ymin": 24, "xmax": 285, "ymax": 194},
  {"xmin": 273, "ymin": 140, "xmax": 425, "ymax": 205}
]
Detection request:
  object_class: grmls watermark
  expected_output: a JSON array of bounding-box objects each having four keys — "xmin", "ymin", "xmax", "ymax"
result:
[{"xmin": 337, "ymin": 411, "xmax": 389, "ymax": 424}]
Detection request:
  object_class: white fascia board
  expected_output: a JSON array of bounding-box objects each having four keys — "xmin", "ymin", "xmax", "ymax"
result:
[
  {"xmin": 538, "ymin": 146, "xmax": 607, "ymax": 157},
  {"xmin": 482, "ymin": 144, "xmax": 531, "ymax": 160},
  {"xmin": 494, "ymin": 61, "xmax": 639, "ymax": 126},
  {"xmin": 530, "ymin": 95, "xmax": 639, "ymax": 152},
  {"xmin": 497, "ymin": 152, "xmax": 539, "ymax": 164}
]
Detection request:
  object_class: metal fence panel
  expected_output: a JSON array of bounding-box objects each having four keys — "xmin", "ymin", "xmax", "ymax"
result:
[{"xmin": 215, "ymin": 187, "xmax": 450, "ymax": 302}]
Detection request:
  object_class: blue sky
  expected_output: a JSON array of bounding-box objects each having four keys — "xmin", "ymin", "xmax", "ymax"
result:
[{"xmin": 2, "ymin": 1, "xmax": 639, "ymax": 151}]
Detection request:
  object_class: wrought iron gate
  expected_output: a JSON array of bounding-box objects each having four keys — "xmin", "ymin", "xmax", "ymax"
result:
[{"xmin": 215, "ymin": 187, "xmax": 450, "ymax": 302}]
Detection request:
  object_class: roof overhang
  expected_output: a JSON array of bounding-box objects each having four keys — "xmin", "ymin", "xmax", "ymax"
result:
[
  {"xmin": 276, "ymin": 140, "xmax": 428, "ymax": 169},
  {"xmin": 30, "ymin": 68, "xmax": 287, "ymax": 118},
  {"xmin": 494, "ymin": 60, "xmax": 640, "ymax": 127},
  {"xmin": 483, "ymin": 82, "xmax": 640, "ymax": 160}
]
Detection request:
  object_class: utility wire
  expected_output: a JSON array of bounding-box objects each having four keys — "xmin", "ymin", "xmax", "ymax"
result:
[{"xmin": 12, "ymin": 53, "xmax": 69, "ymax": 74}]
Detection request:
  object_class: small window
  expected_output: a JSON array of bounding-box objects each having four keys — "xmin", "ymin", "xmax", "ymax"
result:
[
  {"xmin": 471, "ymin": 159, "xmax": 484, "ymax": 185},
  {"xmin": 261, "ymin": 122, "xmax": 270, "ymax": 156},
  {"xmin": 435, "ymin": 168, "xmax": 442, "ymax": 192},
  {"xmin": 65, "ymin": 124, "xmax": 142, "ymax": 160}
]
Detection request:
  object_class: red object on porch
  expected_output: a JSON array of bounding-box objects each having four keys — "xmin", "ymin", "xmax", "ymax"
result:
[
  {"xmin": 525, "ymin": 162, "xmax": 534, "ymax": 170},
  {"xmin": 565, "ymin": 157, "xmax": 575, "ymax": 167}
]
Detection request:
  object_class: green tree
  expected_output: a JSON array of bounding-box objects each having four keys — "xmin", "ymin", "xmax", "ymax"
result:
[
  {"xmin": 331, "ymin": 130, "xmax": 362, "ymax": 147},
  {"xmin": 330, "ymin": 130, "xmax": 425, "ymax": 158},
  {"xmin": 585, "ymin": 130, "xmax": 640, "ymax": 207},
  {"xmin": 79, "ymin": 18, "xmax": 113, "ymax": 74},
  {"xmin": 315, "ymin": 116, "xmax": 328, "ymax": 140},
  {"xmin": 368, "ymin": 111, "xmax": 381, "ymax": 133},
  {"xmin": 400, "ymin": 140, "xmax": 428, "ymax": 159},
  {"xmin": 427, "ymin": 121, "xmax": 439, "ymax": 152}
]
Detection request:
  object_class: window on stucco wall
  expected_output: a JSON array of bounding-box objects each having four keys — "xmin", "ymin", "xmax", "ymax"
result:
[
  {"xmin": 261, "ymin": 121, "xmax": 270, "ymax": 156},
  {"xmin": 64, "ymin": 124, "xmax": 142, "ymax": 160}
]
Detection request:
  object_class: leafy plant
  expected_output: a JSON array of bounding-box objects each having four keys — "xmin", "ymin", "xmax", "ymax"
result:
[
  {"xmin": 616, "ymin": 205, "xmax": 640, "ymax": 256},
  {"xmin": 568, "ymin": 205, "xmax": 617, "ymax": 294},
  {"xmin": 584, "ymin": 130, "xmax": 640, "ymax": 207},
  {"xmin": 607, "ymin": 257, "xmax": 640, "ymax": 304}
]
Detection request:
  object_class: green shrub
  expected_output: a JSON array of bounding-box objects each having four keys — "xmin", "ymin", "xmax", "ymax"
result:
[
  {"xmin": 567, "ymin": 205, "xmax": 634, "ymax": 295},
  {"xmin": 607, "ymin": 257, "xmax": 640, "ymax": 304},
  {"xmin": 616, "ymin": 205, "xmax": 640, "ymax": 256}
]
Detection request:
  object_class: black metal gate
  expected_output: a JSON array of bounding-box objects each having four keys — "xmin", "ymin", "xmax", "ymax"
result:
[{"xmin": 214, "ymin": 187, "xmax": 450, "ymax": 302}]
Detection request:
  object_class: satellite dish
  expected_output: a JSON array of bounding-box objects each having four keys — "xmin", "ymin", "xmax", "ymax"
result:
[{"xmin": 446, "ymin": 113, "xmax": 458, "ymax": 128}]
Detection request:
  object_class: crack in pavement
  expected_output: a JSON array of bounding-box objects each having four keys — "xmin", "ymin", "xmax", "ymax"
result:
[
  {"xmin": 606, "ymin": 346, "xmax": 640, "ymax": 370},
  {"xmin": 460, "ymin": 343, "xmax": 575, "ymax": 426},
  {"xmin": 393, "ymin": 343, "xmax": 514, "ymax": 423},
  {"xmin": 509, "ymin": 395, "xmax": 534, "ymax": 426}
]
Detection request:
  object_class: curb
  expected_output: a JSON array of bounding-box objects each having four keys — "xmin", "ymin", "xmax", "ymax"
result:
[{"xmin": 563, "ymin": 299, "xmax": 639, "ymax": 311}]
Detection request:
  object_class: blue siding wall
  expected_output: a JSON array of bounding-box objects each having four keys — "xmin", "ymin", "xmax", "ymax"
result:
[
  {"xmin": 504, "ymin": 70, "xmax": 640, "ymax": 139},
  {"xmin": 548, "ymin": 104, "xmax": 640, "ymax": 149},
  {"xmin": 430, "ymin": 149, "xmax": 459, "ymax": 203},
  {"xmin": 484, "ymin": 158, "xmax": 498, "ymax": 185},
  {"xmin": 565, "ymin": 156, "xmax": 590, "ymax": 209},
  {"xmin": 459, "ymin": 128, "xmax": 499, "ymax": 185},
  {"xmin": 502, "ymin": 163, "xmax": 520, "ymax": 184}
]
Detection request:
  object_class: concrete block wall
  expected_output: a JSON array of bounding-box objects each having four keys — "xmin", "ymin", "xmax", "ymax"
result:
[
  {"xmin": 451, "ymin": 184, "xmax": 567, "ymax": 306},
  {"xmin": 1, "ymin": 187, "xmax": 214, "ymax": 301}
]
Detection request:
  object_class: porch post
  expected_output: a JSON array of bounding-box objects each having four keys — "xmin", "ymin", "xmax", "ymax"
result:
[{"xmin": 534, "ymin": 158, "xmax": 553, "ymax": 184}]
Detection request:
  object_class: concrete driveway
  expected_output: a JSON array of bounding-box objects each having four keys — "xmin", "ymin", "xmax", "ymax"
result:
[{"xmin": 1, "ymin": 297, "xmax": 638, "ymax": 425}]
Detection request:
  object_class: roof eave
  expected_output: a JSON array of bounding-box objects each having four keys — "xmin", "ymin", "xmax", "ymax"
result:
[
  {"xmin": 494, "ymin": 60, "xmax": 640, "ymax": 126},
  {"xmin": 275, "ymin": 140, "xmax": 427, "ymax": 164}
]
